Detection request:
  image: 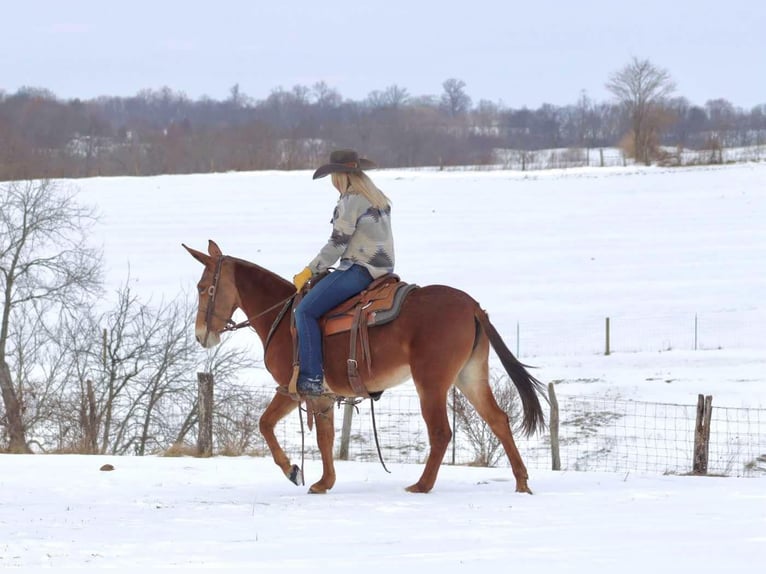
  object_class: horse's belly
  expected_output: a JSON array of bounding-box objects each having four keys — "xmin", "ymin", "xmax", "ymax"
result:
[{"xmin": 368, "ymin": 364, "xmax": 412, "ymax": 393}]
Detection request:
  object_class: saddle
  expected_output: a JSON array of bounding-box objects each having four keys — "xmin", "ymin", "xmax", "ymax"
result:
[{"xmin": 320, "ymin": 273, "xmax": 418, "ymax": 397}]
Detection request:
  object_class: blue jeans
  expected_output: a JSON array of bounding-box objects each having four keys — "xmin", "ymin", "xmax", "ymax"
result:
[{"xmin": 294, "ymin": 264, "xmax": 374, "ymax": 379}]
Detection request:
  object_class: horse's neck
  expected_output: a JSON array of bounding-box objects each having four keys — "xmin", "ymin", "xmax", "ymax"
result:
[{"xmin": 233, "ymin": 260, "xmax": 294, "ymax": 340}]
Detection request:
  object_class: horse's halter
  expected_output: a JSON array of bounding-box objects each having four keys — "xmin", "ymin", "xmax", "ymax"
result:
[{"xmin": 201, "ymin": 255, "xmax": 236, "ymax": 347}]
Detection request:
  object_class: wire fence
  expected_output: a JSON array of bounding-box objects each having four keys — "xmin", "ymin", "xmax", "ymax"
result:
[
  {"xmin": 488, "ymin": 145, "xmax": 766, "ymax": 172},
  {"xmin": 196, "ymin": 309, "xmax": 765, "ymax": 476},
  {"xmin": 510, "ymin": 309, "xmax": 764, "ymax": 358},
  {"xmin": 210, "ymin": 387, "xmax": 766, "ymax": 478}
]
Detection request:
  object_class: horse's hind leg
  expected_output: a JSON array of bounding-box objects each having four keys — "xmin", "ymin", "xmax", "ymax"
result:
[
  {"xmin": 259, "ymin": 392, "xmax": 302, "ymax": 485},
  {"xmin": 456, "ymin": 351, "xmax": 533, "ymax": 494}
]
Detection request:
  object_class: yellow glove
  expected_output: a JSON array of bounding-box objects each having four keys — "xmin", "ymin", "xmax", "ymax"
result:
[{"xmin": 293, "ymin": 267, "xmax": 312, "ymax": 291}]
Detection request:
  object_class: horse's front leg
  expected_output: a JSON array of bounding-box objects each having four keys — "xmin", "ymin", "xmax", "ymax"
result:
[
  {"xmin": 306, "ymin": 395, "xmax": 337, "ymax": 494},
  {"xmin": 259, "ymin": 391, "xmax": 302, "ymax": 485}
]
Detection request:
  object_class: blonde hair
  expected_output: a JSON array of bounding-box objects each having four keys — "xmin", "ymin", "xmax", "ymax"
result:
[{"xmin": 331, "ymin": 171, "xmax": 390, "ymax": 209}]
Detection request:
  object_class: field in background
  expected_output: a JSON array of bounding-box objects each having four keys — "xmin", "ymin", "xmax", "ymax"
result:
[{"xmin": 65, "ymin": 160, "xmax": 761, "ymax": 478}]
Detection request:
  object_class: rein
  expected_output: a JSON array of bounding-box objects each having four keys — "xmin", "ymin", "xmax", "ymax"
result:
[
  {"xmin": 204, "ymin": 258, "xmax": 390, "ymax": 476},
  {"xmin": 203, "ymin": 254, "xmax": 296, "ymax": 342},
  {"xmin": 222, "ymin": 295, "xmax": 296, "ymax": 334}
]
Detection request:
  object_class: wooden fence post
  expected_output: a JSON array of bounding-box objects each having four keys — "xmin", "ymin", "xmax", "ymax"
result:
[
  {"xmin": 605, "ymin": 317, "xmax": 611, "ymax": 356},
  {"xmin": 548, "ymin": 382, "xmax": 561, "ymax": 471},
  {"xmin": 692, "ymin": 394, "xmax": 713, "ymax": 475},
  {"xmin": 338, "ymin": 402, "xmax": 355, "ymax": 460},
  {"xmin": 197, "ymin": 372, "xmax": 214, "ymax": 457}
]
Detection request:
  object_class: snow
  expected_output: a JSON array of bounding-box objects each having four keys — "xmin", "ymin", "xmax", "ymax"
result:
[
  {"xmin": 2, "ymin": 456, "xmax": 765, "ymax": 571},
  {"xmin": 2, "ymin": 162, "xmax": 765, "ymax": 569}
]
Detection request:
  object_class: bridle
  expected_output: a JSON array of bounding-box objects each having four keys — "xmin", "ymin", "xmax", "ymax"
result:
[
  {"xmin": 201, "ymin": 255, "xmax": 231, "ymax": 348},
  {"xmin": 201, "ymin": 255, "xmax": 296, "ymax": 347}
]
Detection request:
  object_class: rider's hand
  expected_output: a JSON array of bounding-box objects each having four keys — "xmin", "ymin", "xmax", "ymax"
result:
[{"xmin": 293, "ymin": 267, "xmax": 312, "ymax": 291}]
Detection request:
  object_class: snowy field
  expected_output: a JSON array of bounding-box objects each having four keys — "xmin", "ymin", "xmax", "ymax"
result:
[
  {"xmin": 2, "ymin": 455, "xmax": 765, "ymax": 571},
  {"xmin": 2, "ymin": 162, "xmax": 765, "ymax": 568}
]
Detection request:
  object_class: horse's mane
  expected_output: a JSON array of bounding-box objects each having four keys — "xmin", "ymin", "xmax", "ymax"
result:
[{"xmin": 229, "ymin": 256, "xmax": 294, "ymax": 290}]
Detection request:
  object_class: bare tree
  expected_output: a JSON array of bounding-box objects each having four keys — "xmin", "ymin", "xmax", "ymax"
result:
[
  {"xmin": 606, "ymin": 57, "xmax": 676, "ymax": 165},
  {"xmin": 312, "ymin": 81, "xmax": 342, "ymax": 109},
  {"xmin": 451, "ymin": 372, "xmax": 522, "ymax": 466},
  {"xmin": 0, "ymin": 180, "xmax": 102, "ymax": 452},
  {"xmin": 440, "ymin": 78, "xmax": 472, "ymax": 118},
  {"xmin": 366, "ymin": 85, "xmax": 410, "ymax": 110}
]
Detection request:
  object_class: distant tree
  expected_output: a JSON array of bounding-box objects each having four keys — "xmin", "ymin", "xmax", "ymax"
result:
[
  {"xmin": 228, "ymin": 83, "xmax": 252, "ymax": 108},
  {"xmin": 440, "ymin": 78, "xmax": 472, "ymax": 117},
  {"xmin": 366, "ymin": 85, "xmax": 410, "ymax": 110},
  {"xmin": 472, "ymin": 99, "xmax": 501, "ymax": 137},
  {"xmin": 705, "ymin": 98, "xmax": 738, "ymax": 147},
  {"xmin": 312, "ymin": 81, "xmax": 342, "ymax": 108},
  {"xmin": 573, "ymin": 91, "xmax": 596, "ymax": 150},
  {"xmin": 606, "ymin": 57, "xmax": 676, "ymax": 164},
  {"xmin": 0, "ymin": 180, "xmax": 102, "ymax": 452}
]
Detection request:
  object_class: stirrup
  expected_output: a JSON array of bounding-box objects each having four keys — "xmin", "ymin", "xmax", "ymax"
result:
[
  {"xmin": 276, "ymin": 384, "xmax": 335, "ymax": 401},
  {"xmin": 297, "ymin": 375, "xmax": 325, "ymax": 396}
]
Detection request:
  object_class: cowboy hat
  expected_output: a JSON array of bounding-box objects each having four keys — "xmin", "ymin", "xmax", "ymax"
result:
[{"xmin": 312, "ymin": 149, "xmax": 377, "ymax": 180}]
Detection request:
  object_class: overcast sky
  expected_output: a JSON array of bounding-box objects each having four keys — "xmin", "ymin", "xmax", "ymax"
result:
[{"xmin": 3, "ymin": 0, "xmax": 764, "ymax": 108}]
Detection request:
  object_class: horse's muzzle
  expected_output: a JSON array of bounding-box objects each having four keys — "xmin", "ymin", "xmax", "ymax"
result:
[{"xmin": 195, "ymin": 327, "xmax": 221, "ymax": 348}]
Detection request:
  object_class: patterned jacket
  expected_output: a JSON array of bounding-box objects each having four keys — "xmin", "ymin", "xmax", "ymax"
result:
[{"xmin": 308, "ymin": 189, "xmax": 394, "ymax": 279}]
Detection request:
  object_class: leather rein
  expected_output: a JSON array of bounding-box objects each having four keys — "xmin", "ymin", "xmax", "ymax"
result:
[
  {"xmin": 203, "ymin": 255, "xmax": 296, "ymax": 349},
  {"xmin": 202, "ymin": 257, "xmax": 390, "ymax": 474}
]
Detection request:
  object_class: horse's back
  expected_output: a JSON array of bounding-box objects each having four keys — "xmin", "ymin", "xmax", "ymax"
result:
[
  {"xmin": 322, "ymin": 283, "xmax": 481, "ymax": 394},
  {"xmin": 398, "ymin": 283, "xmax": 481, "ymax": 343}
]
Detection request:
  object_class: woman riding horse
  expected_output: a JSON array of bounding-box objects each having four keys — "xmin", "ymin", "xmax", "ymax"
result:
[{"xmin": 292, "ymin": 149, "xmax": 394, "ymax": 396}]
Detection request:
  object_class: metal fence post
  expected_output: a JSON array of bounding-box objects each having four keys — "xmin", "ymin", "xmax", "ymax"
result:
[
  {"xmin": 548, "ymin": 382, "xmax": 561, "ymax": 471},
  {"xmin": 338, "ymin": 402, "xmax": 355, "ymax": 460}
]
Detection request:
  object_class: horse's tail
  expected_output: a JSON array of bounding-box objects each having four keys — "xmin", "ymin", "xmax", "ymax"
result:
[{"xmin": 475, "ymin": 308, "xmax": 548, "ymax": 437}]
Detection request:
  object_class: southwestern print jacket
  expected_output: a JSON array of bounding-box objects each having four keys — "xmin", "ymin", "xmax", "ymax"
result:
[{"xmin": 308, "ymin": 189, "xmax": 394, "ymax": 279}]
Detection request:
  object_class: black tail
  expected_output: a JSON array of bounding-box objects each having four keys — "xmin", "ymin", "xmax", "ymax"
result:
[{"xmin": 476, "ymin": 308, "xmax": 548, "ymax": 437}]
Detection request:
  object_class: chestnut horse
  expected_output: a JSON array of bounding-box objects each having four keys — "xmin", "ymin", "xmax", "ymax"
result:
[{"xmin": 184, "ymin": 240, "xmax": 547, "ymax": 494}]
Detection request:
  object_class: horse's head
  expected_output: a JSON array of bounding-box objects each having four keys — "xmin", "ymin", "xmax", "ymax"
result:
[{"xmin": 182, "ymin": 240, "xmax": 241, "ymax": 348}]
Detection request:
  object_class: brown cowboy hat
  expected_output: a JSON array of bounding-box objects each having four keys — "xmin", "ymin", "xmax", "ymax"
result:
[{"xmin": 312, "ymin": 149, "xmax": 377, "ymax": 180}]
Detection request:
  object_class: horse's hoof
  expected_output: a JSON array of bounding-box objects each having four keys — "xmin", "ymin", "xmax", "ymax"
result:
[
  {"xmin": 516, "ymin": 483, "xmax": 533, "ymax": 494},
  {"xmin": 308, "ymin": 483, "xmax": 329, "ymax": 494},
  {"xmin": 405, "ymin": 483, "xmax": 431, "ymax": 493},
  {"xmin": 287, "ymin": 465, "xmax": 303, "ymax": 486}
]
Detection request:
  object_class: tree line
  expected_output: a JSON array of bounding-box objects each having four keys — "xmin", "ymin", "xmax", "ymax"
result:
[
  {"xmin": 2, "ymin": 58, "xmax": 765, "ymax": 181},
  {"xmin": 2, "ymin": 58, "xmax": 766, "ymax": 453}
]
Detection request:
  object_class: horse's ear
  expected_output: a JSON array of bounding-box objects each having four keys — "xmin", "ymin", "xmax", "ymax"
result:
[
  {"xmin": 207, "ymin": 240, "xmax": 223, "ymax": 259},
  {"xmin": 182, "ymin": 243, "xmax": 211, "ymax": 266}
]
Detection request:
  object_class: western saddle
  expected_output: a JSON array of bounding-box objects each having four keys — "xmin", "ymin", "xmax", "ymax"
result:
[
  {"xmin": 286, "ymin": 272, "xmax": 418, "ymax": 398},
  {"xmin": 320, "ymin": 274, "xmax": 418, "ymax": 397}
]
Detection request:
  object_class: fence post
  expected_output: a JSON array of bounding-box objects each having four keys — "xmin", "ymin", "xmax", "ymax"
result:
[
  {"xmin": 692, "ymin": 394, "xmax": 713, "ymax": 475},
  {"xmin": 197, "ymin": 372, "xmax": 214, "ymax": 457},
  {"xmin": 338, "ymin": 402, "xmax": 355, "ymax": 460},
  {"xmin": 694, "ymin": 313, "xmax": 698, "ymax": 351},
  {"xmin": 605, "ymin": 317, "xmax": 611, "ymax": 356},
  {"xmin": 548, "ymin": 382, "xmax": 561, "ymax": 471}
]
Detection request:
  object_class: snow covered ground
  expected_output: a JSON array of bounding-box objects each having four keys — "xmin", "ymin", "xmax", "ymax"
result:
[
  {"xmin": 2, "ymin": 161, "xmax": 765, "ymax": 568},
  {"xmin": 2, "ymin": 455, "xmax": 765, "ymax": 571}
]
